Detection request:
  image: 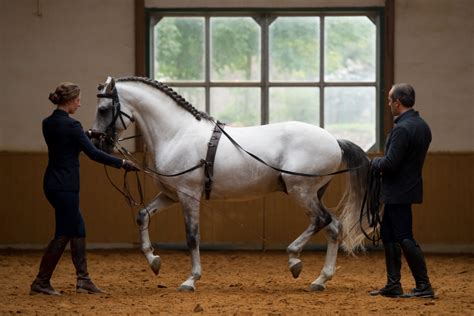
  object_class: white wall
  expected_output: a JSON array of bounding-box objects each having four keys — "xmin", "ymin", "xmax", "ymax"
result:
[
  {"xmin": 0, "ymin": 0, "xmax": 135, "ymax": 151},
  {"xmin": 394, "ymin": 0, "xmax": 474, "ymax": 151}
]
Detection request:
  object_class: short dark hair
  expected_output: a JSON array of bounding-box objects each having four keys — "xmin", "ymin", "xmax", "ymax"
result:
[{"xmin": 391, "ymin": 83, "xmax": 415, "ymax": 107}]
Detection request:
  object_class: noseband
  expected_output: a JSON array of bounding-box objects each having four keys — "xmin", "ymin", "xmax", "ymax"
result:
[{"xmin": 97, "ymin": 87, "xmax": 134, "ymax": 140}]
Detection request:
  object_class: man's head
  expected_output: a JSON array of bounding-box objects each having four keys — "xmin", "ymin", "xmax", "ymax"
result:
[{"xmin": 388, "ymin": 83, "xmax": 415, "ymax": 116}]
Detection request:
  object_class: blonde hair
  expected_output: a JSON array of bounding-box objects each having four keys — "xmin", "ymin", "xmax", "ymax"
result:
[{"xmin": 48, "ymin": 82, "xmax": 80, "ymax": 105}]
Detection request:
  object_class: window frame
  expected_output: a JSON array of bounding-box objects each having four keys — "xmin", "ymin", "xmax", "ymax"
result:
[{"xmin": 146, "ymin": 8, "xmax": 385, "ymax": 151}]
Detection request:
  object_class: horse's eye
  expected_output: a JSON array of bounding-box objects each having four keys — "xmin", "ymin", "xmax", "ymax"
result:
[
  {"xmin": 98, "ymin": 107, "xmax": 108, "ymax": 114},
  {"xmin": 97, "ymin": 84, "xmax": 105, "ymax": 91}
]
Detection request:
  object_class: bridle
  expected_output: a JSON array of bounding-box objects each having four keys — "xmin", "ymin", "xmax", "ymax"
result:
[{"xmin": 97, "ymin": 85, "xmax": 135, "ymax": 143}]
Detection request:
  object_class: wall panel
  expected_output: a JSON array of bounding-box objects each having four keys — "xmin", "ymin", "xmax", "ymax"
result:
[{"xmin": 1, "ymin": 152, "xmax": 472, "ymax": 252}]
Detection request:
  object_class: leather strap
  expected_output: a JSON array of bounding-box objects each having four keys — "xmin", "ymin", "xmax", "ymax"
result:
[{"xmin": 203, "ymin": 121, "xmax": 224, "ymax": 200}]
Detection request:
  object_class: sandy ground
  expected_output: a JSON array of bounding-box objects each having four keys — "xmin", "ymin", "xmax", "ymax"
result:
[{"xmin": 0, "ymin": 249, "xmax": 472, "ymax": 315}]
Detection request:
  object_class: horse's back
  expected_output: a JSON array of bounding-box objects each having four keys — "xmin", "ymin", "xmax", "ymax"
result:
[
  {"xmin": 221, "ymin": 121, "xmax": 341, "ymax": 171},
  {"xmin": 209, "ymin": 121, "xmax": 342, "ymax": 199}
]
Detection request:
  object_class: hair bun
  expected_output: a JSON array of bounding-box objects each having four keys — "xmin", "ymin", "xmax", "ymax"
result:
[
  {"xmin": 48, "ymin": 82, "xmax": 80, "ymax": 105},
  {"xmin": 48, "ymin": 92, "xmax": 60, "ymax": 105}
]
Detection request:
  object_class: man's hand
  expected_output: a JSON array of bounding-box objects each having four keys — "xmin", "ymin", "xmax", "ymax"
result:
[{"xmin": 370, "ymin": 157, "xmax": 382, "ymax": 175}]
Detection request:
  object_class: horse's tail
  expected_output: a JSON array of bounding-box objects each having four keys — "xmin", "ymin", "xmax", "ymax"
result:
[{"xmin": 335, "ymin": 139, "xmax": 371, "ymax": 255}]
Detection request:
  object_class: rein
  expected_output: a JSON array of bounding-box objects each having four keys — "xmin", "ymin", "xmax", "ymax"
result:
[{"xmin": 358, "ymin": 163, "xmax": 382, "ymax": 245}]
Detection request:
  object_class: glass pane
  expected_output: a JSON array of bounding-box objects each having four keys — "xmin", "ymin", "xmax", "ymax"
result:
[
  {"xmin": 154, "ymin": 17, "xmax": 204, "ymax": 81},
  {"xmin": 169, "ymin": 87, "xmax": 205, "ymax": 112},
  {"xmin": 325, "ymin": 17, "xmax": 376, "ymax": 82},
  {"xmin": 211, "ymin": 17, "xmax": 261, "ymax": 82},
  {"xmin": 269, "ymin": 88, "xmax": 319, "ymax": 125},
  {"xmin": 210, "ymin": 88, "xmax": 260, "ymax": 126},
  {"xmin": 270, "ymin": 17, "xmax": 320, "ymax": 82},
  {"xmin": 324, "ymin": 87, "xmax": 376, "ymax": 151}
]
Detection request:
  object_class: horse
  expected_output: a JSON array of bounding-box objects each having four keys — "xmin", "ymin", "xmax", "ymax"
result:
[{"xmin": 92, "ymin": 76, "xmax": 374, "ymax": 292}]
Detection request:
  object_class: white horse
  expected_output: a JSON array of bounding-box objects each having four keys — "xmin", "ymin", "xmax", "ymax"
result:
[{"xmin": 93, "ymin": 76, "xmax": 373, "ymax": 292}]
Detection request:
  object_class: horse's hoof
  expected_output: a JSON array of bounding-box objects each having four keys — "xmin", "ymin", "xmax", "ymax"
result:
[
  {"xmin": 178, "ymin": 285, "xmax": 195, "ymax": 292},
  {"xmin": 289, "ymin": 261, "xmax": 303, "ymax": 279},
  {"xmin": 309, "ymin": 283, "xmax": 325, "ymax": 291},
  {"xmin": 151, "ymin": 257, "xmax": 161, "ymax": 275}
]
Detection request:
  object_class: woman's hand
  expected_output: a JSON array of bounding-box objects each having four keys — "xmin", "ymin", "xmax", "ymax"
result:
[
  {"xmin": 122, "ymin": 159, "xmax": 140, "ymax": 172},
  {"xmin": 86, "ymin": 129, "xmax": 106, "ymax": 140}
]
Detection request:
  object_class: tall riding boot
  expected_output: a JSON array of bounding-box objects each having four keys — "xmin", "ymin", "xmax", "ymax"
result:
[
  {"xmin": 400, "ymin": 239, "xmax": 434, "ymax": 298},
  {"xmin": 370, "ymin": 243, "xmax": 403, "ymax": 297},
  {"xmin": 70, "ymin": 237, "xmax": 103, "ymax": 294},
  {"xmin": 30, "ymin": 236, "xmax": 70, "ymax": 295}
]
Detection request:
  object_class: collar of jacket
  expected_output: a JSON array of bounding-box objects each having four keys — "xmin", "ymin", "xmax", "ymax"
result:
[
  {"xmin": 53, "ymin": 109, "xmax": 69, "ymax": 117},
  {"xmin": 394, "ymin": 108, "xmax": 418, "ymax": 124}
]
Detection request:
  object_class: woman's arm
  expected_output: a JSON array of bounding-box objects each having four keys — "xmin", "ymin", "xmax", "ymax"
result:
[{"xmin": 72, "ymin": 121, "xmax": 123, "ymax": 168}]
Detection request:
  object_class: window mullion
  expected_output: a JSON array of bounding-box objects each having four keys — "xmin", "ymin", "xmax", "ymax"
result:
[
  {"xmin": 319, "ymin": 15, "xmax": 325, "ymax": 129},
  {"xmin": 376, "ymin": 13, "xmax": 382, "ymax": 151},
  {"xmin": 205, "ymin": 16, "xmax": 210, "ymax": 114},
  {"xmin": 261, "ymin": 14, "xmax": 269, "ymax": 125}
]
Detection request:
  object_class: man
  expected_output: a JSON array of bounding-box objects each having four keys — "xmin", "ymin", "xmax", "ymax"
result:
[{"xmin": 369, "ymin": 83, "xmax": 434, "ymax": 298}]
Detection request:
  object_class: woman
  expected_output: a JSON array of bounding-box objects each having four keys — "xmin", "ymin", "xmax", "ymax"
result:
[{"xmin": 30, "ymin": 82, "xmax": 139, "ymax": 295}]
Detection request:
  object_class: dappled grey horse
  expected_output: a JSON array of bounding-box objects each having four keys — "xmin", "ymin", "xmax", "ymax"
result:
[{"xmin": 93, "ymin": 76, "xmax": 373, "ymax": 292}]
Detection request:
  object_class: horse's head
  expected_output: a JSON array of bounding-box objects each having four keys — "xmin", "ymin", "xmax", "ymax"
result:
[{"xmin": 92, "ymin": 76, "xmax": 134, "ymax": 153}]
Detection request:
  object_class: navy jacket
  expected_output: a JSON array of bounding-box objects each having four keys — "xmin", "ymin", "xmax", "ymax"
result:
[
  {"xmin": 43, "ymin": 109, "xmax": 123, "ymax": 191},
  {"xmin": 372, "ymin": 109, "xmax": 431, "ymax": 204}
]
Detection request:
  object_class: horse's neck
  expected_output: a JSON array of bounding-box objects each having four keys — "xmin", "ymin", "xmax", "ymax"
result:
[{"xmin": 118, "ymin": 83, "xmax": 205, "ymax": 152}]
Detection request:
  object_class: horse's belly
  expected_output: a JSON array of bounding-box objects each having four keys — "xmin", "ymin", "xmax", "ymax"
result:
[{"xmin": 210, "ymin": 168, "xmax": 282, "ymax": 201}]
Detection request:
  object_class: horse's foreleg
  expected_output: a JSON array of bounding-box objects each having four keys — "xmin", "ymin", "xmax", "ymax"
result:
[
  {"xmin": 286, "ymin": 209, "xmax": 332, "ymax": 279},
  {"xmin": 177, "ymin": 193, "xmax": 201, "ymax": 292},
  {"xmin": 310, "ymin": 217, "xmax": 342, "ymax": 291},
  {"xmin": 136, "ymin": 193, "xmax": 175, "ymax": 275}
]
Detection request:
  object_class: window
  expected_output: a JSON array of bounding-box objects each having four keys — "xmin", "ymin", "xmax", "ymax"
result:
[{"xmin": 148, "ymin": 10, "xmax": 382, "ymax": 151}]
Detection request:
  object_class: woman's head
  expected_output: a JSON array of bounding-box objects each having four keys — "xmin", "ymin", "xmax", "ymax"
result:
[{"xmin": 49, "ymin": 82, "xmax": 81, "ymax": 114}]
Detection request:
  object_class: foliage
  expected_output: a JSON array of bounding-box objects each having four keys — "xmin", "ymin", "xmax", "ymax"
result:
[
  {"xmin": 211, "ymin": 18, "xmax": 260, "ymax": 81},
  {"xmin": 155, "ymin": 17, "xmax": 204, "ymax": 81},
  {"xmin": 270, "ymin": 17, "xmax": 319, "ymax": 81}
]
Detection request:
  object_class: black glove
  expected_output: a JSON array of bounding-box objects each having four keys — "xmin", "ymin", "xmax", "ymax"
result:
[
  {"xmin": 86, "ymin": 129, "xmax": 106, "ymax": 140},
  {"xmin": 122, "ymin": 159, "xmax": 140, "ymax": 172}
]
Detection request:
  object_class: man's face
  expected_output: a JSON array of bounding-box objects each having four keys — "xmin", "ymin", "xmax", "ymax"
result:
[{"xmin": 388, "ymin": 89, "xmax": 400, "ymax": 116}]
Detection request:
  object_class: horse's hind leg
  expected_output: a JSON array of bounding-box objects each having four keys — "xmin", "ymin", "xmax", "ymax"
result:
[
  {"xmin": 309, "ymin": 214, "xmax": 342, "ymax": 291},
  {"xmin": 136, "ymin": 193, "xmax": 176, "ymax": 275},
  {"xmin": 286, "ymin": 194, "xmax": 332, "ymax": 279},
  {"xmin": 177, "ymin": 193, "xmax": 201, "ymax": 292}
]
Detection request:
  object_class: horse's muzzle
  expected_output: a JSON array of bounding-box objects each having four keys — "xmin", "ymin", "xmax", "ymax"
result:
[{"xmin": 92, "ymin": 138, "xmax": 114, "ymax": 154}]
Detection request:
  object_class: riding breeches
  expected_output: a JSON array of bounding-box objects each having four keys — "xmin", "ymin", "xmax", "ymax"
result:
[
  {"xmin": 44, "ymin": 190, "xmax": 86, "ymax": 238},
  {"xmin": 380, "ymin": 203, "xmax": 414, "ymax": 243}
]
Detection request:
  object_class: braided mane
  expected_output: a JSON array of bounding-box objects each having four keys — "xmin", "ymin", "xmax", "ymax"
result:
[{"xmin": 117, "ymin": 76, "xmax": 211, "ymax": 121}]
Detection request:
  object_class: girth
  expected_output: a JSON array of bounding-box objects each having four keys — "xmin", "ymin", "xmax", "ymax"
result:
[{"xmin": 203, "ymin": 121, "xmax": 225, "ymax": 200}]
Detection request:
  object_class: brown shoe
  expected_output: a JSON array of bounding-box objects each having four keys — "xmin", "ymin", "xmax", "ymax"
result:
[
  {"xmin": 30, "ymin": 279, "xmax": 61, "ymax": 296},
  {"xmin": 76, "ymin": 279, "xmax": 104, "ymax": 294}
]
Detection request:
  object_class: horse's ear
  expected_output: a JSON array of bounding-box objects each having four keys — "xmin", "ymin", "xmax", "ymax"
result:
[{"xmin": 105, "ymin": 76, "xmax": 116, "ymax": 94}]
